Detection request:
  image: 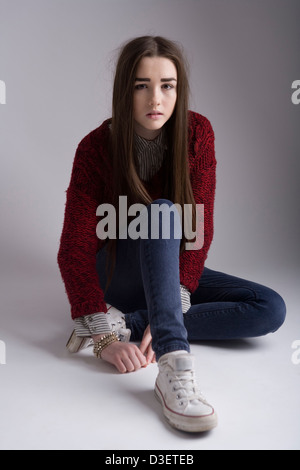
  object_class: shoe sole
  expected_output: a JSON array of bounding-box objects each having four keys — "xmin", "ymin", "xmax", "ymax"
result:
[
  {"xmin": 66, "ymin": 330, "xmax": 93, "ymax": 353},
  {"xmin": 154, "ymin": 384, "xmax": 218, "ymax": 433}
]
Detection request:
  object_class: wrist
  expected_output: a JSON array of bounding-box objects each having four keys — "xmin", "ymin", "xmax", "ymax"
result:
[
  {"xmin": 92, "ymin": 332, "xmax": 110, "ymax": 342},
  {"xmin": 93, "ymin": 332, "xmax": 119, "ymax": 359}
]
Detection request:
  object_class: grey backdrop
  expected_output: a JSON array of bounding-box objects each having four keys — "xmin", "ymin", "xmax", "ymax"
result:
[
  {"xmin": 0, "ymin": 0, "xmax": 300, "ymax": 451},
  {"xmin": 1, "ymin": 0, "xmax": 299, "ymax": 287}
]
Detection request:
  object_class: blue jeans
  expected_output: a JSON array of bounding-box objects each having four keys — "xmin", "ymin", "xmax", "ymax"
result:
[{"xmin": 96, "ymin": 199, "xmax": 286, "ymax": 361}]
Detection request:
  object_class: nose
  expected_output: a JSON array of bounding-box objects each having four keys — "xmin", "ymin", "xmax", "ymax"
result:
[{"xmin": 149, "ymin": 87, "xmax": 161, "ymax": 107}]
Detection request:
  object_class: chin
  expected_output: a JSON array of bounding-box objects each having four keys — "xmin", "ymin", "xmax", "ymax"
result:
[
  {"xmin": 134, "ymin": 118, "xmax": 166, "ymax": 139},
  {"xmin": 145, "ymin": 121, "xmax": 166, "ymax": 131}
]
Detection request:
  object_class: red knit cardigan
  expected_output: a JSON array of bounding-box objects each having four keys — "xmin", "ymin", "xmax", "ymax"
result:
[{"xmin": 57, "ymin": 111, "xmax": 216, "ymax": 319}]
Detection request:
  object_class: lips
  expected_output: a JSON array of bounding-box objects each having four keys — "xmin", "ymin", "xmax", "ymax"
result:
[
  {"xmin": 147, "ymin": 111, "xmax": 163, "ymax": 116},
  {"xmin": 146, "ymin": 111, "xmax": 163, "ymax": 120}
]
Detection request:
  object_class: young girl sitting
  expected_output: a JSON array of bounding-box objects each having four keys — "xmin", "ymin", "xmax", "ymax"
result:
[{"xmin": 57, "ymin": 36, "xmax": 286, "ymax": 433}]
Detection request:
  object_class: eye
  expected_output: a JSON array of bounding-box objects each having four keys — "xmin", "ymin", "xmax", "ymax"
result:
[
  {"xmin": 162, "ymin": 83, "xmax": 174, "ymax": 90},
  {"xmin": 134, "ymin": 84, "xmax": 147, "ymax": 90}
]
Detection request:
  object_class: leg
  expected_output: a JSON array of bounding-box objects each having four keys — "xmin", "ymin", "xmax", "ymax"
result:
[
  {"xmin": 97, "ymin": 200, "xmax": 217, "ymax": 432},
  {"xmin": 184, "ymin": 268, "xmax": 286, "ymax": 340},
  {"xmin": 96, "ymin": 237, "xmax": 150, "ymax": 338},
  {"xmin": 96, "ymin": 199, "xmax": 190, "ymax": 360},
  {"xmin": 139, "ymin": 199, "xmax": 190, "ymax": 360}
]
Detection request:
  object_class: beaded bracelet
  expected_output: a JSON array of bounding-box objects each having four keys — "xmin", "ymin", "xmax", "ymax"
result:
[{"xmin": 93, "ymin": 332, "xmax": 119, "ymax": 359}]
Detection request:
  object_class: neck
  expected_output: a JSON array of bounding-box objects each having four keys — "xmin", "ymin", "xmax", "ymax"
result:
[{"xmin": 134, "ymin": 121, "xmax": 162, "ymax": 140}]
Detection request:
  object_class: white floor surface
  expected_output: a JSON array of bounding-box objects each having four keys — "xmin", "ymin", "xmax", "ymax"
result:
[{"xmin": 0, "ymin": 267, "xmax": 299, "ymax": 450}]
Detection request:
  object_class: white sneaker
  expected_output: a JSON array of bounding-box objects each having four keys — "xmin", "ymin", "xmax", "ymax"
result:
[
  {"xmin": 106, "ymin": 304, "xmax": 131, "ymax": 342},
  {"xmin": 155, "ymin": 352, "xmax": 217, "ymax": 433}
]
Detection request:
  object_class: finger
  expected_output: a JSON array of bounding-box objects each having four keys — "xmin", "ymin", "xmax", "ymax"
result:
[
  {"xmin": 139, "ymin": 334, "xmax": 151, "ymax": 355},
  {"xmin": 115, "ymin": 358, "xmax": 127, "ymax": 374},
  {"xmin": 146, "ymin": 343, "xmax": 155, "ymax": 364},
  {"xmin": 121, "ymin": 355, "xmax": 136, "ymax": 373},
  {"xmin": 133, "ymin": 346, "xmax": 147, "ymax": 367},
  {"xmin": 122, "ymin": 346, "xmax": 146, "ymax": 372}
]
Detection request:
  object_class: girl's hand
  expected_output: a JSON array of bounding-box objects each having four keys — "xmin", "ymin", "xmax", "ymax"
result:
[
  {"xmin": 139, "ymin": 325, "xmax": 156, "ymax": 365},
  {"xmin": 99, "ymin": 340, "xmax": 147, "ymax": 374}
]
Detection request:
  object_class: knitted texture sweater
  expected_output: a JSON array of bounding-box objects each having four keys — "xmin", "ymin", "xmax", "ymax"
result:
[{"xmin": 57, "ymin": 111, "xmax": 216, "ymax": 319}]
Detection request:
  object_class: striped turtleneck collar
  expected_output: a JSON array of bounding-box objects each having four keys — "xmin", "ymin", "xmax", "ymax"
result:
[{"xmin": 134, "ymin": 129, "xmax": 168, "ymax": 182}]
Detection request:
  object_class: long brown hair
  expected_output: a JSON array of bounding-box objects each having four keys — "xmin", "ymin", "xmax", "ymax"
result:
[{"xmin": 105, "ymin": 36, "xmax": 196, "ymax": 287}]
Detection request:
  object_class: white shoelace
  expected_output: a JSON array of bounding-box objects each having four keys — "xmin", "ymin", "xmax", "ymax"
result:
[{"xmin": 167, "ymin": 370, "xmax": 204, "ymax": 404}]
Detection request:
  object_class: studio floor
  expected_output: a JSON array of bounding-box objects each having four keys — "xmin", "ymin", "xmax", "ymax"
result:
[{"xmin": 0, "ymin": 266, "xmax": 299, "ymax": 450}]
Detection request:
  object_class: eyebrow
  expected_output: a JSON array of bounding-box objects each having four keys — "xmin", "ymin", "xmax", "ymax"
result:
[{"xmin": 135, "ymin": 77, "xmax": 177, "ymax": 82}]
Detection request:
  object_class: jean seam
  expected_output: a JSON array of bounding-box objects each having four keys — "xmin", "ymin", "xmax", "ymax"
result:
[
  {"xmin": 194, "ymin": 284, "xmax": 259, "ymax": 301},
  {"xmin": 187, "ymin": 301, "xmax": 258, "ymax": 319},
  {"xmin": 142, "ymin": 237, "xmax": 162, "ymax": 348}
]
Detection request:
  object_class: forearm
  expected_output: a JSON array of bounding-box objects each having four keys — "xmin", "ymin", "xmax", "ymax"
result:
[{"xmin": 57, "ymin": 142, "xmax": 108, "ymax": 318}]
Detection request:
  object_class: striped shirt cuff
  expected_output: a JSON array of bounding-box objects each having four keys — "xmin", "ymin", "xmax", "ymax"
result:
[
  {"xmin": 180, "ymin": 284, "xmax": 191, "ymax": 313},
  {"xmin": 74, "ymin": 312, "xmax": 111, "ymax": 337}
]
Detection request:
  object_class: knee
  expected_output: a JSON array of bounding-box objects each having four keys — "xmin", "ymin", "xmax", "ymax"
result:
[
  {"xmin": 149, "ymin": 198, "xmax": 176, "ymax": 209},
  {"xmin": 257, "ymin": 287, "xmax": 286, "ymax": 336},
  {"xmin": 146, "ymin": 199, "xmax": 182, "ymax": 239},
  {"xmin": 148, "ymin": 199, "xmax": 181, "ymax": 222}
]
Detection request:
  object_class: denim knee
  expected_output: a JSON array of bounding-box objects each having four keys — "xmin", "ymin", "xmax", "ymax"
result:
[
  {"xmin": 145, "ymin": 199, "xmax": 182, "ymax": 240},
  {"xmin": 258, "ymin": 287, "xmax": 286, "ymax": 335},
  {"xmin": 268, "ymin": 290, "xmax": 286, "ymax": 333},
  {"xmin": 151, "ymin": 198, "xmax": 174, "ymax": 206}
]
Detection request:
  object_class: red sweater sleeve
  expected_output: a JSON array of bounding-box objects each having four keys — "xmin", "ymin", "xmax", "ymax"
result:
[
  {"xmin": 179, "ymin": 112, "xmax": 216, "ymax": 292},
  {"xmin": 57, "ymin": 136, "xmax": 108, "ymax": 319}
]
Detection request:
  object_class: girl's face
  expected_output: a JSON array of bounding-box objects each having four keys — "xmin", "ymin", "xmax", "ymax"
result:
[{"xmin": 133, "ymin": 56, "xmax": 177, "ymax": 140}]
